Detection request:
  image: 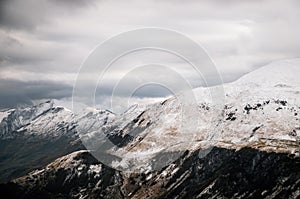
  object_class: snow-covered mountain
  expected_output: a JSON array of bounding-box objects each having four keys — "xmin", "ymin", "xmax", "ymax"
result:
[
  {"xmin": 0, "ymin": 99, "xmax": 115, "ymax": 139},
  {"xmin": 0, "ymin": 59, "xmax": 299, "ymax": 198},
  {"xmin": 72, "ymin": 59, "xmax": 300, "ymax": 172},
  {"xmin": 0, "ymin": 100, "xmax": 114, "ymax": 182}
]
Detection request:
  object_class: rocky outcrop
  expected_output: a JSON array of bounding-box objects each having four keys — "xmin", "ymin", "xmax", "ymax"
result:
[{"xmin": 1, "ymin": 147, "xmax": 299, "ymax": 199}]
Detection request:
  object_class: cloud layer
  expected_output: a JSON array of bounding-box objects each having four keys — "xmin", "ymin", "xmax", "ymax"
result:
[{"xmin": 0, "ymin": 0, "xmax": 300, "ymax": 109}]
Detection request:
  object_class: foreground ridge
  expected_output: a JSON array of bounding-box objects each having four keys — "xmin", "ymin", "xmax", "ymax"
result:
[{"xmin": 1, "ymin": 147, "xmax": 299, "ymax": 198}]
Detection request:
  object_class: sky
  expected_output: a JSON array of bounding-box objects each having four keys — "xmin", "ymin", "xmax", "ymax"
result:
[{"xmin": 0, "ymin": 0, "xmax": 300, "ymax": 110}]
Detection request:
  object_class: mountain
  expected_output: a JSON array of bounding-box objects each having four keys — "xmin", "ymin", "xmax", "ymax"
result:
[
  {"xmin": 76, "ymin": 59, "xmax": 300, "ymax": 172},
  {"xmin": 0, "ymin": 59, "xmax": 299, "ymax": 198},
  {"xmin": 0, "ymin": 100, "xmax": 114, "ymax": 183},
  {"xmin": 1, "ymin": 147, "xmax": 299, "ymax": 198}
]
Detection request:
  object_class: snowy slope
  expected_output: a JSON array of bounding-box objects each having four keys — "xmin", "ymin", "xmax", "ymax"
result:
[
  {"xmin": 0, "ymin": 99, "xmax": 115, "ymax": 139},
  {"xmin": 0, "ymin": 59, "xmax": 299, "ymax": 173},
  {"xmin": 74, "ymin": 58, "xmax": 300, "ymax": 172},
  {"xmin": 0, "ymin": 100, "xmax": 115, "ymax": 182},
  {"xmin": 1, "ymin": 59, "xmax": 299, "ymax": 198},
  {"xmin": 217, "ymin": 59, "xmax": 300, "ymax": 151},
  {"xmin": 235, "ymin": 59, "xmax": 300, "ymax": 88}
]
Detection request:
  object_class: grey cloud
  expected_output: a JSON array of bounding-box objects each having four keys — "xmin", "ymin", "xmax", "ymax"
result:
[
  {"xmin": 0, "ymin": 79, "xmax": 72, "ymax": 108},
  {"xmin": 50, "ymin": 0, "xmax": 96, "ymax": 7},
  {"xmin": 0, "ymin": 35, "xmax": 52, "ymax": 67},
  {"xmin": 0, "ymin": 0, "xmax": 96, "ymax": 30},
  {"xmin": 0, "ymin": 0, "xmax": 48, "ymax": 30},
  {"xmin": 0, "ymin": 0, "xmax": 300, "ymax": 109}
]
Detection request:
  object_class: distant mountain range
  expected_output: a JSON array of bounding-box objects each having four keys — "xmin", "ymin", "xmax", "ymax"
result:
[{"xmin": 0, "ymin": 59, "xmax": 299, "ymax": 198}]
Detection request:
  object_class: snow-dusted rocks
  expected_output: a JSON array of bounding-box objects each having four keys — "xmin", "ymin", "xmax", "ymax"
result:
[
  {"xmin": 0, "ymin": 59, "xmax": 299, "ymax": 198},
  {"xmin": 0, "ymin": 58, "xmax": 299, "ymax": 179},
  {"xmin": 3, "ymin": 147, "xmax": 300, "ymax": 199},
  {"xmin": 0, "ymin": 99, "xmax": 115, "ymax": 139},
  {"xmin": 79, "ymin": 59, "xmax": 300, "ymax": 173},
  {"xmin": 0, "ymin": 99, "xmax": 117, "ymax": 182}
]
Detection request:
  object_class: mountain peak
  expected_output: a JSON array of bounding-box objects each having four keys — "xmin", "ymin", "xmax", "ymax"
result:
[{"xmin": 235, "ymin": 58, "xmax": 300, "ymax": 88}]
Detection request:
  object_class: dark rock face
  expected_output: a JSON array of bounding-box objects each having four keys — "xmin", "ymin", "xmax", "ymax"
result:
[
  {"xmin": 0, "ymin": 102, "xmax": 85, "ymax": 183},
  {"xmin": 157, "ymin": 148, "xmax": 300, "ymax": 199},
  {"xmin": 0, "ymin": 134, "xmax": 84, "ymax": 183},
  {"xmin": 1, "ymin": 147, "xmax": 299, "ymax": 199},
  {"xmin": 0, "ymin": 151, "xmax": 124, "ymax": 199}
]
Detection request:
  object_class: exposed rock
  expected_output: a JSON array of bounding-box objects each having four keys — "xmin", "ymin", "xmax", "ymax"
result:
[{"xmin": 1, "ymin": 147, "xmax": 299, "ymax": 199}]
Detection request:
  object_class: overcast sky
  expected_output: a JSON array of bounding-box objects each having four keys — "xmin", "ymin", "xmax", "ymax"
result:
[{"xmin": 0, "ymin": 0, "xmax": 300, "ymax": 109}]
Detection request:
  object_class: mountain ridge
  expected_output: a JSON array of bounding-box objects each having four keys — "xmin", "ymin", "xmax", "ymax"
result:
[{"xmin": 0, "ymin": 58, "xmax": 299, "ymax": 180}]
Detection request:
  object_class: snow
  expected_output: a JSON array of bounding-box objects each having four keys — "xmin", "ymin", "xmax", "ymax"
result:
[
  {"xmin": 1, "ymin": 59, "xmax": 299, "ymax": 171},
  {"xmin": 0, "ymin": 111, "xmax": 10, "ymax": 122},
  {"xmin": 88, "ymin": 164, "xmax": 102, "ymax": 174},
  {"xmin": 99, "ymin": 59, "xmax": 300, "ymax": 169},
  {"xmin": 235, "ymin": 59, "xmax": 300, "ymax": 88},
  {"xmin": 146, "ymin": 173, "xmax": 153, "ymax": 181}
]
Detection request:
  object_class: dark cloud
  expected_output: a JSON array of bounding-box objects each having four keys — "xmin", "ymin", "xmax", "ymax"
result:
[
  {"xmin": 50, "ymin": 0, "xmax": 96, "ymax": 7},
  {"xmin": 0, "ymin": 0, "xmax": 47, "ymax": 30},
  {"xmin": 0, "ymin": 0, "xmax": 95, "ymax": 30},
  {"xmin": 0, "ymin": 79, "xmax": 72, "ymax": 108}
]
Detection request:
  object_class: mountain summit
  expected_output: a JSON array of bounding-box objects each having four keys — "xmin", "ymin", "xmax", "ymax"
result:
[{"xmin": 0, "ymin": 59, "xmax": 299, "ymax": 198}]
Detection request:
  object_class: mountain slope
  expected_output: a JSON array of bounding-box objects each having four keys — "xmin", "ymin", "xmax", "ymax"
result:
[
  {"xmin": 1, "ymin": 147, "xmax": 299, "ymax": 199},
  {"xmin": 75, "ymin": 59, "xmax": 300, "ymax": 172},
  {"xmin": 0, "ymin": 100, "xmax": 114, "ymax": 182},
  {"xmin": 0, "ymin": 59, "xmax": 299, "ymax": 198}
]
